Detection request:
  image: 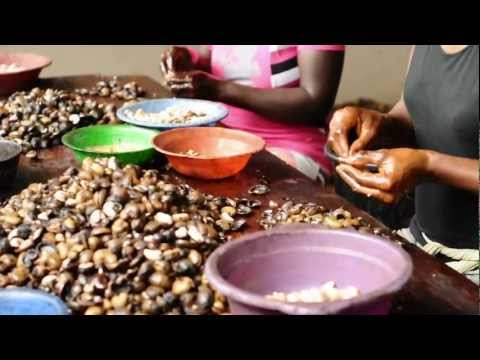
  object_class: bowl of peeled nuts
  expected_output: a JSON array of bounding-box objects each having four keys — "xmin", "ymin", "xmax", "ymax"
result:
[
  {"xmin": 0, "ymin": 52, "xmax": 52, "ymax": 96},
  {"xmin": 0, "ymin": 140, "xmax": 22, "ymax": 189},
  {"xmin": 117, "ymin": 98, "xmax": 229, "ymax": 130},
  {"xmin": 205, "ymin": 224, "xmax": 412, "ymax": 315}
]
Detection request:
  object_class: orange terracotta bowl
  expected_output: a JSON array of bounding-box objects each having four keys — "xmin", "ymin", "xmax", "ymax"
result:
[
  {"xmin": 0, "ymin": 53, "xmax": 52, "ymax": 96},
  {"xmin": 153, "ymin": 127, "xmax": 266, "ymax": 180}
]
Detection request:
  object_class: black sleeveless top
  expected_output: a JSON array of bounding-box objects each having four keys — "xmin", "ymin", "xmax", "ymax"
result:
[{"xmin": 404, "ymin": 45, "xmax": 479, "ymax": 249}]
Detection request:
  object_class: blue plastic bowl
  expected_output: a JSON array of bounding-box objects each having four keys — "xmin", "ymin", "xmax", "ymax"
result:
[
  {"xmin": 117, "ymin": 98, "xmax": 229, "ymax": 130},
  {"xmin": 0, "ymin": 288, "xmax": 70, "ymax": 315}
]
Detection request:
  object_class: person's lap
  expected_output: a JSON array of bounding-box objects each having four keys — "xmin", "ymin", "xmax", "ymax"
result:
[
  {"xmin": 267, "ymin": 147, "xmax": 327, "ymax": 185},
  {"xmin": 396, "ymin": 228, "xmax": 479, "ymax": 285}
]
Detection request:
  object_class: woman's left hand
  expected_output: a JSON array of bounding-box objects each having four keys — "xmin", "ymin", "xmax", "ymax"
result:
[
  {"xmin": 335, "ymin": 148, "xmax": 430, "ymax": 204},
  {"xmin": 168, "ymin": 70, "xmax": 223, "ymax": 101}
]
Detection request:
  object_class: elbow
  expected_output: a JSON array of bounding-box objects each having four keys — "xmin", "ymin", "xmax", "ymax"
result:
[
  {"xmin": 297, "ymin": 84, "xmax": 338, "ymax": 126},
  {"xmin": 300, "ymin": 96, "xmax": 336, "ymax": 127}
]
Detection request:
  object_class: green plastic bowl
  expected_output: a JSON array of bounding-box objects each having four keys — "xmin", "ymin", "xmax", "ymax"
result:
[{"xmin": 62, "ymin": 124, "xmax": 160, "ymax": 167}]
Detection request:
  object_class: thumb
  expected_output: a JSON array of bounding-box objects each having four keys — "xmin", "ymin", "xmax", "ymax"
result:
[{"xmin": 350, "ymin": 128, "xmax": 375, "ymax": 155}]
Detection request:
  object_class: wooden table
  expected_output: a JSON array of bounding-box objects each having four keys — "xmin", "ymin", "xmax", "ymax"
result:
[{"xmin": 1, "ymin": 75, "xmax": 478, "ymax": 315}]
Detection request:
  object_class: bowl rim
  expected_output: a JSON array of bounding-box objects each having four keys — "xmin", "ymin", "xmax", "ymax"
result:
[
  {"xmin": 0, "ymin": 140, "xmax": 22, "ymax": 162},
  {"xmin": 61, "ymin": 124, "xmax": 159, "ymax": 155},
  {"xmin": 117, "ymin": 98, "xmax": 229, "ymax": 129},
  {"xmin": 205, "ymin": 223, "xmax": 413, "ymax": 315},
  {"xmin": 0, "ymin": 287, "xmax": 70, "ymax": 315},
  {"xmin": 0, "ymin": 52, "xmax": 52, "ymax": 75},
  {"xmin": 152, "ymin": 127, "xmax": 266, "ymax": 160}
]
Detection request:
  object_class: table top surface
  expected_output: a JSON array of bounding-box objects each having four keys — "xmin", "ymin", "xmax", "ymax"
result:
[{"xmin": 1, "ymin": 75, "xmax": 478, "ymax": 315}]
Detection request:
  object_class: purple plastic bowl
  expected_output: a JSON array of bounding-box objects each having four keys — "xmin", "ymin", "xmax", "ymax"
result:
[{"xmin": 205, "ymin": 224, "xmax": 413, "ymax": 315}]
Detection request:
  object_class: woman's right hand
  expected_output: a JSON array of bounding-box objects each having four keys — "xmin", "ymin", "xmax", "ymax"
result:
[
  {"xmin": 160, "ymin": 46, "xmax": 195, "ymax": 79},
  {"xmin": 328, "ymin": 106, "xmax": 387, "ymax": 157}
]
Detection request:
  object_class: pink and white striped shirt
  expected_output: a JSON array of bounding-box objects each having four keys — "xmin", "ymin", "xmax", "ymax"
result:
[{"xmin": 203, "ymin": 45, "xmax": 345, "ymax": 174}]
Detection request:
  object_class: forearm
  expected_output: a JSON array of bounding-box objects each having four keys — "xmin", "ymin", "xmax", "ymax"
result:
[
  {"xmin": 423, "ymin": 150, "xmax": 479, "ymax": 192},
  {"xmin": 217, "ymin": 81, "xmax": 334, "ymax": 126},
  {"xmin": 217, "ymin": 49, "xmax": 343, "ymax": 126}
]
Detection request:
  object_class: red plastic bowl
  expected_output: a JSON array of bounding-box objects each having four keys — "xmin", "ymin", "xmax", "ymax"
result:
[
  {"xmin": 205, "ymin": 224, "xmax": 413, "ymax": 315},
  {"xmin": 153, "ymin": 127, "xmax": 265, "ymax": 180},
  {"xmin": 0, "ymin": 53, "xmax": 52, "ymax": 96}
]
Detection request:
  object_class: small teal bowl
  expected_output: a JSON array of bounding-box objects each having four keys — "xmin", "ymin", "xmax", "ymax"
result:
[
  {"xmin": 117, "ymin": 98, "xmax": 229, "ymax": 130},
  {"xmin": 0, "ymin": 288, "xmax": 70, "ymax": 315}
]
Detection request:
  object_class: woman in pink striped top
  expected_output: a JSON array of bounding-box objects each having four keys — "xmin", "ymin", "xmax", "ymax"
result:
[{"xmin": 161, "ymin": 45, "xmax": 345, "ymax": 183}]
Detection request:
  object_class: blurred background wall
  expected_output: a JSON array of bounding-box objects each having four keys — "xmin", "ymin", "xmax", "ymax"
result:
[{"xmin": 0, "ymin": 45, "xmax": 411, "ymax": 105}]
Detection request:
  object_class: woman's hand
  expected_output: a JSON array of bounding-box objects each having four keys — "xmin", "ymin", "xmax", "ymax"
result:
[
  {"xmin": 336, "ymin": 148, "xmax": 430, "ymax": 204},
  {"xmin": 328, "ymin": 107, "xmax": 387, "ymax": 157},
  {"xmin": 169, "ymin": 70, "xmax": 223, "ymax": 101},
  {"xmin": 160, "ymin": 46, "xmax": 195, "ymax": 79}
]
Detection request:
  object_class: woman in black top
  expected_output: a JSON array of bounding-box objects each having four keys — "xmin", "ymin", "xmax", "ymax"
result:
[{"xmin": 328, "ymin": 45, "xmax": 479, "ymax": 284}]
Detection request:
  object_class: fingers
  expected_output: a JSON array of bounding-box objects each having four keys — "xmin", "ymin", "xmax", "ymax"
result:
[
  {"xmin": 169, "ymin": 82, "xmax": 193, "ymax": 91},
  {"xmin": 349, "ymin": 128, "xmax": 376, "ymax": 155},
  {"xmin": 348, "ymin": 109, "xmax": 385, "ymax": 155},
  {"xmin": 328, "ymin": 110, "xmax": 354, "ymax": 157},
  {"xmin": 160, "ymin": 51, "xmax": 176, "ymax": 85},
  {"xmin": 162, "ymin": 68, "xmax": 193, "ymax": 93},
  {"xmin": 336, "ymin": 164, "xmax": 393, "ymax": 191},
  {"xmin": 171, "ymin": 47, "xmax": 186, "ymax": 72},
  {"xmin": 328, "ymin": 129, "xmax": 349, "ymax": 158},
  {"xmin": 165, "ymin": 76, "xmax": 193, "ymax": 94},
  {"xmin": 171, "ymin": 46, "xmax": 192, "ymax": 72},
  {"xmin": 167, "ymin": 71, "xmax": 192, "ymax": 82},
  {"xmin": 167, "ymin": 54, "xmax": 174, "ymax": 73},
  {"xmin": 160, "ymin": 59, "xmax": 168, "ymax": 76},
  {"xmin": 349, "ymin": 112, "xmax": 380, "ymax": 155},
  {"xmin": 336, "ymin": 165, "xmax": 397, "ymax": 204},
  {"xmin": 343, "ymin": 150, "xmax": 385, "ymax": 169}
]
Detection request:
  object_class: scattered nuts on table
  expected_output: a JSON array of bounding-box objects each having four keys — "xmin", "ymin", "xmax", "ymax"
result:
[
  {"xmin": 248, "ymin": 184, "xmax": 270, "ymax": 196},
  {"xmin": 0, "ymin": 157, "xmax": 256, "ymax": 315},
  {"xmin": 75, "ymin": 77, "xmax": 145, "ymax": 101},
  {"xmin": 259, "ymin": 201, "xmax": 390, "ymax": 238},
  {"xmin": 0, "ymin": 78, "xmax": 146, "ymax": 154},
  {"xmin": 0, "ymin": 88, "xmax": 117, "ymax": 153}
]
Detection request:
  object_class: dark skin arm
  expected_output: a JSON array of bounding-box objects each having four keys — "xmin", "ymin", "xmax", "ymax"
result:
[
  {"xmin": 216, "ymin": 50, "xmax": 344, "ymax": 126},
  {"xmin": 332, "ymin": 46, "xmax": 478, "ymax": 204},
  {"xmin": 162, "ymin": 48, "xmax": 344, "ymax": 127},
  {"xmin": 425, "ymin": 151, "xmax": 478, "ymax": 192},
  {"xmin": 336, "ymin": 149, "xmax": 478, "ymax": 204}
]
